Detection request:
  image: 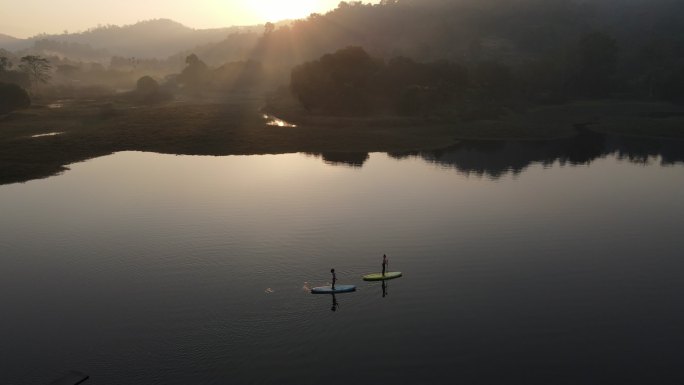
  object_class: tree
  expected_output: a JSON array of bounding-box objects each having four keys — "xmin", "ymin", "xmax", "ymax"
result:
[
  {"xmin": 0, "ymin": 56, "xmax": 11, "ymax": 72},
  {"xmin": 19, "ymin": 55, "xmax": 52, "ymax": 88},
  {"xmin": 134, "ymin": 75, "xmax": 170, "ymax": 103},
  {"xmin": 178, "ymin": 54, "xmax": 210, "ymax": 92},
  {"xmin": 0, "ymin": 82, "xmax": 31, "ymax": 113},
  {"xmin": 291, "ymin": 46, "xmax": 381, "ymax": 115},
  {"xmin": 0, "ymin": 53, "xmax": 30, "ymax": 88},
  {"xmin": 291, "ymin": 47, "xmax": 469, "ymax": 116},
  {"xmin": 264, "ymin": 22, "xmax": 275, "ymax": 35},
  {"xmin": 136, "ymin": 75, "xmax": 159, "ymax": 96}
]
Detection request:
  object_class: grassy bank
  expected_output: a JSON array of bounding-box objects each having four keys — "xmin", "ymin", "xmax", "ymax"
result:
[
  {"xmin": 1, "ymin": 97, "xmax": 683, "ymax": 185},
  {"xmin": 0, "ymin": 97, "xmax": 456, "ymax": 185}
]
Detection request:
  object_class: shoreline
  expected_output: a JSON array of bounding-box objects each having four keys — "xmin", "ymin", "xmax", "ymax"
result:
[{"xmin": 1, "ymin": 98, "xmax": 683, "ymax": 185}]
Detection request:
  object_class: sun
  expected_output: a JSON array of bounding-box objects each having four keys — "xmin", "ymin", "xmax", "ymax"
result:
[{"xmin": 246, "ymin": 0, "xmax": 320, "ymax": 22}]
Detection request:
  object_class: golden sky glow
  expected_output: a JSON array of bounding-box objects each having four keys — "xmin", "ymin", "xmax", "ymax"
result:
[
  {"xmin": 243, "ymin": 0, "xmax": 321, "ymax": 23},
  {"xmin": 0, "ymin": 0, "xmax": 380, "ymax": 39}
]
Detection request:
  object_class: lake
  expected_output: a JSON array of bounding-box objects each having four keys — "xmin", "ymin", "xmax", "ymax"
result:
[{"xmin": 2, "ymin": 132, "xmax": 684, "ymax": 385}]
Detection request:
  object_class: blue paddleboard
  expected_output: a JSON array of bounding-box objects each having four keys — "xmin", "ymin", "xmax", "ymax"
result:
[{"xmin": 311, "ymin": 285, "xmax": 356, "ymax": 294}]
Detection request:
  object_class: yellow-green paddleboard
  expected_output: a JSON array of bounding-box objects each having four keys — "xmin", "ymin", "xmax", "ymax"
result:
[{"xmin": 363, "ymin": 272, "xmax": 402, "ymax": 281}]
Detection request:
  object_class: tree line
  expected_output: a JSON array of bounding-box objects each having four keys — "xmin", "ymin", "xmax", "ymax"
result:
[
  {"xmin": 266, "ymin": 0, "xmax": 684, "ymax": 110},
  {"xmin": 0, "ymin": 55, "xmax": 53, "ymax": 113},
  {"xmin": 288, "ymin": 34, "xmax": 627, "ymax": 117},
  {"xmin": 0, "ymin": 50, "xmax": 270, "ymax": 112}
]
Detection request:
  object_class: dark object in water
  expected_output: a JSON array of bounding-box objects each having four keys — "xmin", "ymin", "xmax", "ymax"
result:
[{"xmin": 49, "ymin": 371, "xmax": 89, "ymax": 385}]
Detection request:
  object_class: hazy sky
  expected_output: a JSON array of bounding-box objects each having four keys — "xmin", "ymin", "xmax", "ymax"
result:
[{"xmin": 1, "ymin": 0, "xmax": 379, "ymax": 38}]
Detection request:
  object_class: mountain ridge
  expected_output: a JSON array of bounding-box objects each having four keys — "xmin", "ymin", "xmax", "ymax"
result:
[{"xmin": 1, "ymin": 18, "xmax": 264, "ymax": 59}]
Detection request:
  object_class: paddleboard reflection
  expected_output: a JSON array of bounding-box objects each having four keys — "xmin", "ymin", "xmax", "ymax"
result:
[{"xmin": 331, "ymin": 293, "xmax": 339, "ymax": 312}]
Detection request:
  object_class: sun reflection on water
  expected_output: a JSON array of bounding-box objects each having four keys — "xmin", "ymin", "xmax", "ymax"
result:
[
  {"xmin": 263, "ymin": 114, "xmax": 297, "ymax": 127},
  {"xmin": 30, "ymin": 132, "xmax": 64, "ymax": 138}
]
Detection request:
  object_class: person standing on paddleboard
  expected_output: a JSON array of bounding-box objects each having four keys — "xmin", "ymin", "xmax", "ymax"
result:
[
  {"xmin": 382, "ymin": 254, "xmax": 388, "ymax": 276},
  {"xmin": 331, "ymin": 268, "xmax": 337, "ymax": 289}
]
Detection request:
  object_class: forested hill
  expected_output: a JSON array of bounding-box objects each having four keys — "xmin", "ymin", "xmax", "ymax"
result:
[
  {"xmin": 0, "ymin": 34, "xmax": 25, "ymax": 51},
  {"xmin": 5, "ymin": 1, "xmax": 684, "ymax": 67},
  {"xmin": 242, "ymin": 0, "xmax": 683, "ymax": 105},
  {"xmin": 3, "ymin": 19, "xmax": 261, "ymax": 59},
  {"xmin": 248, "ymin": 0, "xmax": 684, "ymax": 65},
  {"xmin": 2, "ymin": 0, "xmax": 683, "ymax": 103},
  {"xmin": 45, "ymin": 19, "xmax": 252, "ymax": 58}
]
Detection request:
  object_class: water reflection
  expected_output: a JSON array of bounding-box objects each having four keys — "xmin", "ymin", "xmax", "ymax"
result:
[
  {"xmin": 306, "ymin": 152, "xmax": 370, "ymax": 168},
  {"xmin": 307, "ymin": 130, "xmax": 684, "ymax": 178},
  {"xmin": 399, "ymin": 131, "xmax": 684, "ymax": 178},
  {"xmin": 30, "ymin": 132, "xmax": 64, "ymax": 138},
  {"xmin": 263, "ymin": 114, "xmax": 297, "ymax": 127},
  {"xmin": 331, "ymin": 293, "xmax": 339, "ymax": 312},
  {"xmin": 47, "ymin": 102, "xmax": 65, "ymax": 109},
  {"xmin": 2, "ymin": 139, "xmax": 683, "ymax": 385}
]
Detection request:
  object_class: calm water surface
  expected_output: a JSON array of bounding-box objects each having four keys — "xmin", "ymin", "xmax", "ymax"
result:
[{"xmin": 2, "ymin": 135, "xmax": 684, "ymax": 385}]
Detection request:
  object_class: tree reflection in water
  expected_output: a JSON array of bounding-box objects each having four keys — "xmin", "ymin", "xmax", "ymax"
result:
[
  {"xmin": 309, "ymin": 131, "xmax": 684, "ymax": 179},
  {"xmin": 305, "ymin": 152, "xmax": 370, "ymax": 168}
]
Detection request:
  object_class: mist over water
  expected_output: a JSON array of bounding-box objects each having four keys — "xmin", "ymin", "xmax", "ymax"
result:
[{"xmin": 2, "ymin": 138, "xmax": 684, "ymax": 385}]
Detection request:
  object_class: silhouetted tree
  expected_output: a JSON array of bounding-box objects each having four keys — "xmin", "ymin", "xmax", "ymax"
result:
[
  {"xmin": 0, "ymin": 56, "xmax": 11, "ymax": 72},
  {"xmin": 19, "ymin": 55, "xmax": 53, "ymax": 89},
  {"xmin": 133, "ymin": 75, "xmax": 173, "ymax": 103},
  {"xmin": 136, "ymin": 75, "xmax": 159, "ymax": 95},
  {"xmin": 0, "ymin": 82, "xmax": 31, "ymax": 113},
  {"xmin": 1, "ymin": 52, "xmax": 30, "ymax": 88},
  {"xmin": 291, "ymin": 46, "xmax": 382, "ymax": 115},
  {"xmin": 0, "ymin": 69, "xmax": 30, "ymax": 88},
  {"xmin": 382, "ymin": 57, "xmax": 468, "ymax": 115},
  {"xmin": 178, "ymin": 54, "xmax": 210, "ymax": 92},
  {"xmin": 291, "ymin": 47, "xmax": 472, "ymax": 116},
  {"xmin": 213, "ymin": 60, "xmax": 264, "ymax": 91}
]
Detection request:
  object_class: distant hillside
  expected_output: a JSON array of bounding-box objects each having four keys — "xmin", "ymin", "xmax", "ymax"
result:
[
  {"xmin": 170, "ymin": 32, "xmax": 261, "ymax": 67},
  {"xmin": 169, "ymin": 20, "xmax": 291, "ymax": 66},
  {"xmin": 26, "ymin": 39, "xmax": 112, "ymax": 62},
  {"xmin": 0, "ymin": 33, "xmax": 30, "ymax": 51},
  {"xmin": 8, "ymin": 19, "xmax": 262, "ymax": 59},
  {"xmin": 0, "ymin": 33, "xmax": 19, "ymax": 44}
]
